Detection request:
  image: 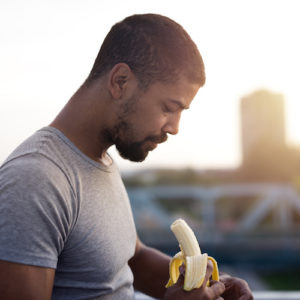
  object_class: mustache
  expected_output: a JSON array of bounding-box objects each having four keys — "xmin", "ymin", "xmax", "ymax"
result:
[{"xmin": 146, "ymin": 133, "xmax": 168, "ymax": 144}]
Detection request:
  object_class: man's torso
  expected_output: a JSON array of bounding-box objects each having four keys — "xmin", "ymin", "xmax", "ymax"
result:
[{"xmin": 0, "ymin": 127, "xmax": 137, "ymax": 299}]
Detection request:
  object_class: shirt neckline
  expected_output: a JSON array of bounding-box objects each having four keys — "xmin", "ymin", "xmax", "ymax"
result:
[{"xmin": 39, "ymin": 126, "xmax": 114, "ymax": 172}]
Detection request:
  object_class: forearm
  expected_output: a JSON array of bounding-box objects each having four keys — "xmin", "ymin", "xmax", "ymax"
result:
[{"xmin": 129, "ymin": 242, "xmax": 171, "ymax": 299}]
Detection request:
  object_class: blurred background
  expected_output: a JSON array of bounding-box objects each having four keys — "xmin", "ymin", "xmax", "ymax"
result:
[{"xmin": 1, "ymin": 0, "xmax": 300, "ymax": 294}]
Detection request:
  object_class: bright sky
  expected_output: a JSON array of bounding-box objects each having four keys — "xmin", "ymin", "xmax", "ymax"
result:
[{"xmin": 1, "ymin": 0, "xmax": 300, "ymax": 171}]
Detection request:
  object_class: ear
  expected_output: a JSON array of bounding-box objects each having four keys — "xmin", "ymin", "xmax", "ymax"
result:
[{"xmin": 107, "ymin": 63, "xmax": 133, "ymax": 99}]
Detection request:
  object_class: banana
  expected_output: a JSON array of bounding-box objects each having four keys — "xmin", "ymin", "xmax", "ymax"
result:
[{"xmin": 165, "ymin": 218, "xmax": 219, "ymax": 291}]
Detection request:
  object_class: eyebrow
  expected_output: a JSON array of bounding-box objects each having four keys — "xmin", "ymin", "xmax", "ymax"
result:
[{"xmin": 168, "ymin": 99, "xmax": 190, "ymax": 110}]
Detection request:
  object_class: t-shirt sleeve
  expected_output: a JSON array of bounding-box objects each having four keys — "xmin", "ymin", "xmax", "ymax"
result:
[{"xmin": 0, "ymin": 154, "xmax": 76, "ymax": 269}]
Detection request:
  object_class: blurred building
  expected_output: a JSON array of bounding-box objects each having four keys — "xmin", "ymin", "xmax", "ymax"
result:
[
  {"xmin": 239, "ymin": 90, "xmax": 300, "ymax": 181},
  {"xmin": 240, "ymin": 90, "xmax": 286, "ymax": 163}
]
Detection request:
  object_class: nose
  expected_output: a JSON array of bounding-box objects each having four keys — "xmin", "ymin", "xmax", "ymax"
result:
[{"xmin": 162, "ymin": 113, "xmax": 181, "ymax": 135}]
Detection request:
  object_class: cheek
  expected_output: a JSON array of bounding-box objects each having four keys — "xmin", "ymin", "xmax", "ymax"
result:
[
  {"xmin": 133, "ymin": 105, "xmax": 166, "ymax": 134},
  {"xmin": 144, "ymin": 115, "xmax": 165, "ymax": 134}
]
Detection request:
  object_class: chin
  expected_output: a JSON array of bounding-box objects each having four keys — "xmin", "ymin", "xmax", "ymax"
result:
[
  {"xmin": 116, "ymin": 141, "xmax": 151, "ymax": 162},
  {"xmin": 119, "ymin": 150, "xmax": 149, "ymax": 162},
  {"xmin": 125, "ymin": 153, "xmax": 149, "ymax": 163}
]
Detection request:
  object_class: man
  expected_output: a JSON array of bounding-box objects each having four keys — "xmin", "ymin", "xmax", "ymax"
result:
[{"xmin": 0, "ymin": 14, "xmax": 253, "ymax": 299}]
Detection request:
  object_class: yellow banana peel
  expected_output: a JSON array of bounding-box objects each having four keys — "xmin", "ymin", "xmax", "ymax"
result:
[{"xmin": 165, "ymin": 218, "xmax": 219, "ymax": 291}]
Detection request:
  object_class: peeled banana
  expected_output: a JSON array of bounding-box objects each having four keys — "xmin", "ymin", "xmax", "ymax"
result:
[{"xmin": 165, "ymin": 218, "xmax": 219, "ymax": 291}]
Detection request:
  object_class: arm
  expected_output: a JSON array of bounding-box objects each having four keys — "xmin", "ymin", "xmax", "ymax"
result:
[
  {"xmin": 128, "ymin": 236, "xmax": 170, "ymax": 298},
  {"xmin": 128, "ymin": 237, "xmax": 225, "ymax": 299},
  {"xmin": 0, "ymin": 260, "xmax": 55, "ymax": 300}
]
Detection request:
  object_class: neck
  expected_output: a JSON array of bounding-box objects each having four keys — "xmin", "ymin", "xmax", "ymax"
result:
[{"xmin": 50, "ymin": 82, "xmax": 115, "ymax": 165}]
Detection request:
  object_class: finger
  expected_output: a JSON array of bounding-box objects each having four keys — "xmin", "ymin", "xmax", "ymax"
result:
[
  {"xmin": 236, "ymin": 287, "xmax": 253, "ymax": 300},
  {"xmin": 216, "ymin": 298, "xmax": 224, "ymax": 300},
  {"xmin": 237, "ymin": 295, "xmax": 254, "ymax": 300},
  {"xmin": 222, "ymin": 278, "xmax": 253, "ymax": 300},
  {"xmin": 208, "ymin": 281, "xmax": 226, "ymax": 299}
]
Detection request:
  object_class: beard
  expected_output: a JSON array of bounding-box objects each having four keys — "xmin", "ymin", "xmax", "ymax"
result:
[
  {"xmin": 108, "ymin": 120, "xmax": 168, "ymax": 162},
  {"xmin": 102, "ymin": 89, "xmax": 167, "ymax": 162}
]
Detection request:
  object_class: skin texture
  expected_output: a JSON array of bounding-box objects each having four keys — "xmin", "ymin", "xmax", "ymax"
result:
[
  {"xmin": 0, "ymin": 261, "xmax": 55, "ymax": 300},
  {"xmin": 49, "ymin": 63, "xmax": 199, "ymax": 165},
  {"xmin": 129, "ymin": 238, "xmax": 226, "ymax": 300},
  {"xmin": 109, "ymin": 69, "xmax": 198, "ymax": 162},
  {"xmin": 220, "ymin": 274, "xmax": 253, "ymax": 300},
  {"xmin": 0, "ymin": 63, "xmax": 253, "ymax": 299}
]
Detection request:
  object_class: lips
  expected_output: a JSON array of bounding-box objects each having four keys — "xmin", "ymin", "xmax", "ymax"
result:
[
  {"xmin": 150, "ymin": 142, "xmax": 158, "ymax": 149},
  {"xmin": 148, "ymin": 133, "xmax": 168, "ymax": 145},
  {"xmin": 144, "ymin": 140, "xmax": 158, "ymax": 151},
  {"xmin": 143, "ymin": 134, "xmax": 168, "ymax": 151}
]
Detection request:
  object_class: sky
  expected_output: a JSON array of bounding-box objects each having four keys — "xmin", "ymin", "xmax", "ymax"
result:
[{"xmin": 1, "ymin": 0, "xmax": 300, "ymax": 171}]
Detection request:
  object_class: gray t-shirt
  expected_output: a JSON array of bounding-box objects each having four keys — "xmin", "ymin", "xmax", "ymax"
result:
[{"xmin": 0, "ymin": 127, "xmax": 137, "ymax": 299}]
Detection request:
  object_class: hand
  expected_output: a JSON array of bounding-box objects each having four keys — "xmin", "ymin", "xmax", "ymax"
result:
[
  {"xmin": 219, "ymin": 273, "xmax": 253, "ymax": 300},
  {"xmin": 163, "ymin": 261, "xmax": 225, "ymax": 299}
]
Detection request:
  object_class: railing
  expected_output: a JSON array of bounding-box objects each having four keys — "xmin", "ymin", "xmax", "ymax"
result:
[{"xmin": 135, "ymin": 291, "xmax": 300, "ymax": 300}]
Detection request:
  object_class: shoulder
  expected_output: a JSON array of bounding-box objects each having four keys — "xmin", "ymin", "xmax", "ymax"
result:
[
  {"xmin": 1, "ymin": 127, "xmax": 77, "ymax": 191},
  {"xmin": 0, "ymin": 151, "xmax": 77, "ymax": 219},
  {"xmin": 1, "ymin": 152, "xmax": 72, "ymax": 192},
  {"xmin": 0, "ymin": 149, "xmax": 78, "ymax": 230}
]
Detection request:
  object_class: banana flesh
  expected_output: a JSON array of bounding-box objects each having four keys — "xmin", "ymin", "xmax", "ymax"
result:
[{"xmin": 166, "ymin": 218, "xmax": 219, "ymax": 291}]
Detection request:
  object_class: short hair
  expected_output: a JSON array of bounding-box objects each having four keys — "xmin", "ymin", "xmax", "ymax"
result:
[{"xmin": 85, "ymin": 14, "xmax": 205, "ymax": 89}]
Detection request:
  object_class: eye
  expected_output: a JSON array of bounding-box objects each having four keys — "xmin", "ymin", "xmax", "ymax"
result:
[
  {"xmin": 163, "ymin": 105, "xmax": 173, "ymax": 113},
  {"xmin": 162, "ymin": 103, "xmax": 179, "ymax": 114}
]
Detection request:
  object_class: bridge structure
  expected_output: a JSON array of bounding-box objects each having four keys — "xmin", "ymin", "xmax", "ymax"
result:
[
  {"xmin": 128, "ymin": 183, "xmax": 300, "ymax": 234},
  {"xmin": 128, "ymin": 183, "xmax": 300, "ymax": 268},
  {"xmin": 128, "ymin": 183, "xmax": 300, "ymax": 292}
]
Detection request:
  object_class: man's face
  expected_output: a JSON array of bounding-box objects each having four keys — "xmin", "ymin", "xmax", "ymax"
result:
[{"xmin": 111, "ymin": 77, "xmax": 200, "ymax": 162}]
